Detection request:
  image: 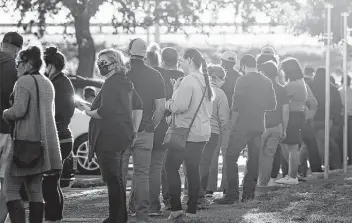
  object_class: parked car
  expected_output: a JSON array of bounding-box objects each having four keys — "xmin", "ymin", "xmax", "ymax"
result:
[{"xmin": 60, "ymin": 75, "xmax": 103, "ymax": 186}]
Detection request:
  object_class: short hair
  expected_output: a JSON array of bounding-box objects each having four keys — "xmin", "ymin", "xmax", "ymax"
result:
[
  {"xmin": 83, "ymin": 86, "xmax": 96, "ymax": 99},
  {"xmin": 18, "ymin": 46, "xmax": 43, "ymax": 71},
  {"xmin": 259, "ymin": 61, "xmax": 279, "ymax": 80},
  {"xmin": 44, "ymin": 46, "xmax": 66, "ymax": 71},
  {"xmin": 98, "ymin": 49, "xmax": 129, "ymax": 74},
  {"xmin": 256, "ymin": 53, "xmax": 278, "ymax": 66},
  {"xmin": 304, "ymin": 66, "xmax": 315, "ymax": 77},
  {"xmin": 240, "ymin": 54, "xmax": 256, "ymax": 68},
  {"xmin": 208, "ymin": 65, "xmax": 226, "ymax": 80},
  {"xmin": 161, "ymin": 47, "xmax": 178, "ymax": 67},
  {"xmin": 281, "ymin": 57, "xmax": 304, "ymax": 81}
]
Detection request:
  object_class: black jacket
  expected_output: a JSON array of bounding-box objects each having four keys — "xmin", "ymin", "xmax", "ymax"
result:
[
  {"xmin": 0, "ymin": 51, "xmax": 18, "ymax": 134},
  {"xmin": 50, "ymin": 72, "xmax": 75, "ymax": 140}
]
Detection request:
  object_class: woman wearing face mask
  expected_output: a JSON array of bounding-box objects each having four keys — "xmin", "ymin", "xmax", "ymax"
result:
[
  {"xmin": 42, "ymin": 46, "xmax": 75, "ymax": 223},
  {"xmin": 198, "ymin": 65, "xmax": 230, "ymax": 202},
  {"xmin": 2, "ymin": 46, "xmax": 62, "ymax": 223},
  {"xmin": 165, "ymin": 48, "xmax": 214, "ymax": 220},
  {"xmin": 79, "ymin": 49, "xmax": 143, "ymax": 223}
]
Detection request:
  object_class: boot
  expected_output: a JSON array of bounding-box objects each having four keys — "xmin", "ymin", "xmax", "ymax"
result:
[
  {"xmin": 6, "ymin": 200, "xmax": 25, "ymax": 223},
  {"xmin": 29, "ymin": 202, "xmax": 44, "ymax": 223}
]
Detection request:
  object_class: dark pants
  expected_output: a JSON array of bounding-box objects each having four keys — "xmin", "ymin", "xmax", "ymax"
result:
[
  {"xmin": 96, "ymin": 136, "xmax": 127, "ymax": 223},
  {"xmin": 301, "ymin": 121, "xmax": 322, "ymax": 172},
  {"xmin": 271, "ymin": 144, "xmax": 288, "ymax": 178},
  {"xmin": 226, "ymin": 130, "xmax": 262, "ymax": 199},
  {"xmin": 199, "ymin": 133, "xmax": 219, "ymax": 197},
  {"xmin": 165, "ymin": 141, "xmax": 206, "ymax": 214},
  {"xmin": 42, "ymin": 141, "xmax": 72, "ymax": 221}
]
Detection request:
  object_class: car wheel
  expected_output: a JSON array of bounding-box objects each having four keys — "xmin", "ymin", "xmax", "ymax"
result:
[{"xmin": 73, "ymin": 134, "xmax": 100, "ymax": 174}]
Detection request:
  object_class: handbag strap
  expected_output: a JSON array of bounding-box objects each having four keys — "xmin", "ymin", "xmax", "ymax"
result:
[
  {"xmin": 14, "ymin": 75, "xmax": 41, "ymax": 139},
  {"xmin": 189, "ymin": 86, "xmax": 206, "ymax": 130}
]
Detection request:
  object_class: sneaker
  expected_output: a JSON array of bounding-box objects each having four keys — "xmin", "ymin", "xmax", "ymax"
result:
[
  {"xmin": 213, "ymin": 196, "xmax": 238, "ymax": 205},
  {"xmin": 276, "ymin": 176, "xmax": 299, "ymax": 185},
  {"xmin": 197, "ymin": 197, "xmax": 212, "ymax": 209},
  {"xmin": 185, "ymin": 213, "xmax": 197, "ymax": 219},
  {"xmin": 241, "ymin": 192, "xmax": 254, "ymax": 202},
  {"xmin": 205, "ymin": 191, "xmax": 214, "ymax": 198},
  {"xmin": 267, "ymin": 178, "xmax": 278, "ymax": 187},
  {"xmin": 148, "ymin": 211, "xmax": 162, "ymax": 217},
  {"xmin": 127, "ymin": 209, "xmax": 136, "ymax": 217},
  {"xmin": 167, "ymin": 210, "xmax": 183, "ymax": 220}
]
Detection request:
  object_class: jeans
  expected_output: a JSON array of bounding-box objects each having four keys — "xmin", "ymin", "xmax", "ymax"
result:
[
  {"xmin": 199, "ymin": 133, "xmax": 219, "ymax": 197},
  {"xmin": 165, "ymin": 141, "xmax": 206, "ymax": 214},
  {"xmin": 301, "ymin": 121, "xmax": 322, "ymax": 172},
  {"xmin": 226, "ymin": 130, "xmax": 262, "ymax": 199},
  {"xmin": 96, "ymin": 142, "xmax": 127, "ymax": 223},
  {"xmin": 0, "ymin": 179, "xmax": 7, "ymax": 223},
  {"xmin": 5, "ymin": 174, "xmax": 43, "ymax": 202},
  {"xmin": 0, "ymin": 133, "xmax": 12, "ymax": 223},
  {"xmin": 206, "ymin": 142, "xmax": 223, "ymax": 192},
  {"xmin": 149, "ymin": 121, "xmax": 168, "ymax": 212},
  {"xmin": 258, "ymin": 125, "xmax": 282, "ymax": 186},
  {"xmin": 42, "ymin": 141, "xmax": 72, "ymax": 221},
  {"xmin": 271, "ymin": 144, "xmax": 288, "ymax": 178},
  {"xmin": 122, "ymin": 131, "xmax": 154, "ymax": 221}
]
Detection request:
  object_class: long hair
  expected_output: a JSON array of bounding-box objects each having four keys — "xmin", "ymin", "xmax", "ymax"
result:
[
  {"xmin": 146, "ymin": 42, "xmax": 161, "ymax": 68},
  {"xmin": 97, "ymin": 49, "xmax": 129, "ymax": 74},
  {"xmin": 184, "ymin": 48, "xmax": 214, "ymax": 101},
  {"xmin": 281, "ymin": 57, "xmax": 304, "ymax": 81}
]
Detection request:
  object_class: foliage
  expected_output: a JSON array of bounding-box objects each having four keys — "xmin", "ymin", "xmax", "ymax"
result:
[{"xmin": 292, "ymin": 0, "xmax": 352, "ymax": 43}]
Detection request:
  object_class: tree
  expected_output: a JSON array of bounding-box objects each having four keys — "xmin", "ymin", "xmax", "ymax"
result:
[
  {"xmin": 291, "ymin": 0, "xmax": 352, "ymax": 43},
  {"xmin": 1, "ymin": 0, "xmax": 205, "ymax": 77}
]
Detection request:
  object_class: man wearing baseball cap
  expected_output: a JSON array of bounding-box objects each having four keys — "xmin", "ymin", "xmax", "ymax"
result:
[
  {"xmin": 122, "ymin": 38, "xmax": 166, "ymax": 222},
  {"xmin": 220, "ymin": 51, "xmax": 241, "ymax": 106},
  {"xmin": 0, "ymin": 31, "xmax": 23, "ymax": 223}
]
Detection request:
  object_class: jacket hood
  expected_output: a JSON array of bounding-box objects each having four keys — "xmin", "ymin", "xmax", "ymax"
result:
[{"xmin": 0, "ymin": 51, "xmax": 14, "ymax": 64}]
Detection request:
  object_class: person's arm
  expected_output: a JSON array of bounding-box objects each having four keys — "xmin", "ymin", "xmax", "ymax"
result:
[
  {"xmin": 265, "ymin": 79, "xmax": 277, "ymax": 111},
  {"xmin": 152, "ymin": 73, "xmax": 166, "ymax": 128},
  {"xmin": 218, "ymin": 91, "xmax": 230, "ymax": 148},
  {"xmin": 167, "ymin": 76, "xmax": 193, "ymax": 113},
  {"xmin": 54, "ymin": 79, "xmax": 76, "ymax": 124},
  {"xmin": 282, "ymin": 104, "xmax": 289, "ymax": 136},
  {"xmin": 305, "ymin": 85, "xmax": 318, "ymax": 120},
  {"xmin": 2, "ymin": 79, "xmax": 30, "ymax": 121},
  {"xmin": 132, "ymin": 89, "xmax": 143, "ymax": 133}
]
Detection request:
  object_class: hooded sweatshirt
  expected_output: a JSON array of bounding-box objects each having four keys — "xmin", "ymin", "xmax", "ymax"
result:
[
  {"xmin": 0, "ymin": 51, "xmax": 18, "ymax": 134},
  {"xmin": 167, "ymin": 72, "xmax": 213, "ymax": 142},
  {"xmin": 211, "ymin": 84, "xmax": 230, "ymax": 135}
]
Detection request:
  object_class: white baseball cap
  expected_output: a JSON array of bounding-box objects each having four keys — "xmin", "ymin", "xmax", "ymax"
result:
[{"xmin": 220, "ymin": 51, "xmax": 237, "ymax": 63}]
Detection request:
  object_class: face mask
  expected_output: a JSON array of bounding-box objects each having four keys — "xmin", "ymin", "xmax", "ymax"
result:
[
  {"xmin": 98, "ymin": 62, "xmax": 115, "ymax": 76},
  {"xmin": 44, "ymin": 66, "xmax": 53, "ymax": 77}
]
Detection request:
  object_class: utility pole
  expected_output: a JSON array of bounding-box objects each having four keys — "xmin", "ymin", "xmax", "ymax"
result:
[{"xmin": 342, "ymin": 12, "xmax": 349, "ymax": 173}]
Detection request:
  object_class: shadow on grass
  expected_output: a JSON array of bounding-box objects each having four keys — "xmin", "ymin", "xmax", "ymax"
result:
[{"xmin": 152, "ymin": 172, "xmax": 352, "ymax": 223}]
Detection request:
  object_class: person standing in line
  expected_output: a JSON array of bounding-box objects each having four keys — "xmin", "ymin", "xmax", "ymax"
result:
[
  {"xmin": 42, "ymin": 46, "xmax": 75, "ymax": 223},
  {"xmin": 3, "ymin": 46, "xmax": 62, "ymax": 223},
  {"xmin": 142, "ymin": 43, "xmax": 174, "ymax": 216},
  {"xmin": 158, "ymin": 47, "xmax": 184, "ymax": 210},
  {"xmin": 218, "ymin": 51, "xmax": 241, "ymax": 194},
  {"xmin": 80, "ymin": 49, "xmax": 143, "ymax": 223},
  {"xmin": 214, "ymin": 54, "xmax": 276, "ymax": 204},
  {"xmin": 165, "ymin": 48, "xmax": 214, "ymax": 220},
  {"xmin": 276, "ymin": 58, "xmax": 308, "ymax": 185},
  {"xmin": 257, "ymin": 61, "xmax": 289, "ymax": 187},
  {"xmin": 310, "ymin": 68, "xmax": 343, "ymax": 170},
  {"xmin": 339, "ymin": 76, "xmax": 352, "ymax": 165},
  {"xmin": 198, "ymin": 65, "xmax": 229, "ymax": 202},
  {"xmin": 122, "ymin": 38, "xmax": 166, "ymax": 223},
  {"xmin": 0, "ymin": 31, "xmax": 23, "ymax": 223}
]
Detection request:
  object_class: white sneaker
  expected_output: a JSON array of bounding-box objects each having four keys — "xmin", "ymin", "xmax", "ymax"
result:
[
  {"xmin": 275, "ymin": 176, "xmax": 299, "ymax": 185},
  {"xmin": 168, "ymin": 210, "xmax": 183, "ymax": 220},
  {"xmin": 267, "ymin": 178, "xmax": 278, "ymax": 187},
  {"xmin": 185, "ymin": 213, "xmax": 197, "ymax": 219}
]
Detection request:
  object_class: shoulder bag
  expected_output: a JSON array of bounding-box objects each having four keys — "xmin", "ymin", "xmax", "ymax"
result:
[
  {"xmin": 13, "ymin": 75, "xmax": 44, "ymax": 168},
  {"xmin": 163, "ymin": 83, "xmax": 207, "ymax": 151}
]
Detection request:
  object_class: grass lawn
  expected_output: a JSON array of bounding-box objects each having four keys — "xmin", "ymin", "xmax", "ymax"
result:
[{"xmin": 149, "ymin": 169, "xmax": 352, "ymax": 223}]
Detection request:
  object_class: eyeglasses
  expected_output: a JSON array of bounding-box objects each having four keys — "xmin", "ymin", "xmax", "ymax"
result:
[
  {"xmin": 97, "ymin": 60, "xmax": 114, "ymax": 67},
  {"xmin": 16, "ymin": 60, "xmax": 25, "ymax": 68},
  {"xmin": 210, "ymin": 76, "xmax": 225, "ymax": 82}
]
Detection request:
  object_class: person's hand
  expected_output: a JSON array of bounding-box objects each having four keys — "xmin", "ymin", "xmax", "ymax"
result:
[
  {"xmin": 281, "ymin": 130, "xmax": 287, "ymax": 140},
  {"xmin": 2, "ymin": 110, "xmax": 10, "ymax": 124},
  {"xmin": 130, "ymin": 132, "xmax": 137, "ymax": 148}
]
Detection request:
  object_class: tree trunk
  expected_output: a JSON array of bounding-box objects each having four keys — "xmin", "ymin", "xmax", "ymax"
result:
[{"xmin": 74, "ymin": 14, "xmax": 95, "ymax": 78}]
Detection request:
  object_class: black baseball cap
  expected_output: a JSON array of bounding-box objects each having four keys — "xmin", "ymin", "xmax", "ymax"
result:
[{"xmin": 2, "ymin": 32, "xmax": 23, "ymax": 48}]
